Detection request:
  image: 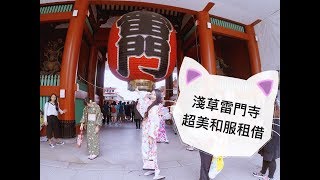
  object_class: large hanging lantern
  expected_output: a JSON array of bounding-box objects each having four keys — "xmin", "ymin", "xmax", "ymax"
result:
[{"xmin": 108, "ymin": 10, "xmax": 177, "ymax": 91}]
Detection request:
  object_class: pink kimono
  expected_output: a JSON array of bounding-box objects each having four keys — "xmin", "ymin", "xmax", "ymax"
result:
[
  {"xmin": 156, "ymin": 106, "xmax": 170, "ymax": 143},
  {"xmin": 137, "ymin": 96, "xmax": 163, "ymax": 171}
]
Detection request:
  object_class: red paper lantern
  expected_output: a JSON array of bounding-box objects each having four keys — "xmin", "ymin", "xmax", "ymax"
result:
[{"xmin": 108, "ymin": 11, "xmax": 176, "ymax": 91}]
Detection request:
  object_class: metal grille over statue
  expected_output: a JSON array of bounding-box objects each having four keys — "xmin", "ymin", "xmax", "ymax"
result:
[{"xmin": 108, "ymin": 10, "xmax": 177, "ymax": 91}]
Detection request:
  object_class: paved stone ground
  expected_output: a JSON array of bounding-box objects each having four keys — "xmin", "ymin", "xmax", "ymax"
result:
[{"xmin": 40, "ymin": 121, "xmax": 280, "ymax": 180}]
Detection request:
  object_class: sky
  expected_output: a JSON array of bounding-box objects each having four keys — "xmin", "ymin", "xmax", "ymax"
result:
[{"xmin": 104, "ymin": 62, "xmax": 177, "ymax": 101}]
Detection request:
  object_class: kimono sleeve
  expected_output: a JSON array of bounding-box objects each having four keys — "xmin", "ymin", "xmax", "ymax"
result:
[
  {"xmin": 147, "ymin": 106, "xmax": 161, "ymax": 138},
  {"xmin": 158, "ymin": 106, "xmax": 171, "ymax": 120},
  {"xmin": 137, "ymin": 97, "xmax": 150, "ymax": 118},
  {"xmin": 80, "ymin": 107, "xmax": 88, "ymax": 124},
  {"xmin": 95, "ymin": 105, "xmax": 103, "ymax": 126}
]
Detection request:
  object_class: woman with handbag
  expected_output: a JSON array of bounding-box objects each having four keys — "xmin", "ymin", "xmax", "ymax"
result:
[
  {"xmin": 43, "ymin": 93, "xmax": 67, "ymax": 148},
  {"xmin": 80, "ymin": 98, "xmax": 103, "ymax": 160},
  {"xmin": 136, "ymin": 88, "xmax": 165, "ymax": 180}
]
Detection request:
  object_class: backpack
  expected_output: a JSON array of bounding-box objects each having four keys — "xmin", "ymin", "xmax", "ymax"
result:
[
  {"xmin": 119, "ymin": 104, "xmax": 124, "ymax": 113},
  {"xmin": 103, "ymin": 104, "xmax": 110, "ymax": 113},
  {"xmin": 111, "ymin": 106, "xmax": 116, "ymax": 113}
]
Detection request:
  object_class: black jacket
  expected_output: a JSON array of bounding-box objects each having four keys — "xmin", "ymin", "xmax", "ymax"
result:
[
  {"xmin": 133, "ymin": 103, "xmax": 143, "ymax": 119},
  {"xmin": 259, "ymin": 118, "xmax": 280, "ymax": 161}
]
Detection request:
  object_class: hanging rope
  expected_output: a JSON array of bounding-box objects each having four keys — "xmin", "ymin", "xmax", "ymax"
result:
[
  {"xmin": 78, "ymin": 74, "xmax": 178, "ymax": 91},
  {"xmin": 77, "ymin": 75, "xmax": 105, "ymax": 90}
]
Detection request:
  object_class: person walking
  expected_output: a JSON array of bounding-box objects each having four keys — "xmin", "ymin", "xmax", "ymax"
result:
[
  {"xmin": 133, "ymin": 100, "xmax": 142, "ymax": 129},
  {"xmin": 253, "ymin": 100, "xmax": 280, "ymax": 180},
  {"xmin": 103, "ymin": 101, "xmax": 111, "ymax": 125}
]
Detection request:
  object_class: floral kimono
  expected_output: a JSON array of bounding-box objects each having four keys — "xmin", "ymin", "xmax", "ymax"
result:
[
  {"xmin": 137, "ymin": 96, "xmax": 162, "ymax": 171},
  {"xmin": 80, "ymin": 102, "xmax": 103, "ymax": 156},
  {"xmin": 40, "ymin": 114, "xmax": 44, "ymax": 131},
  {"xmin": 156, "ymin": 106, "xmax": 170, "ymax": 143}
]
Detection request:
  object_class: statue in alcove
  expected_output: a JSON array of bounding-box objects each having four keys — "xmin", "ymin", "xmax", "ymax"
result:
[
  {"xmin": 216, "ymin": 56, "xmax": 229, "ymax": 75},
  {"xmin": 40, "ymin": 38, "xmax": 64, "ymax": 75}
]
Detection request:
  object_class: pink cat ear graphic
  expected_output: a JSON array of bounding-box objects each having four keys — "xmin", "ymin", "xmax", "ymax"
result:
[
  {"xmin": 257, "ymin": 80, "xmax": 273, "ymax": 96},
  {"xmin": 186, "ymin": 69, "xmax": 202, "ymax": 85}
]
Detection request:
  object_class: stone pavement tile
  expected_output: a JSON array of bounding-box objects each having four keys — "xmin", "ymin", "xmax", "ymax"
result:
[
  {"xmin": 80, "ymin": 155, "xmax": 112, "ymax": 164},
  {"xmin": 67, "ymin": 162, "xmax": 87, "ymax": 170},
  {"xmin": 67, "ymin": 161, "xmax": 121, "ymax": 171},
  {"xmin": 154, "ymin": 168, "xmax": 175, "ymax": 180},
  {"xmin": 177, "ymin": 157, "xmax": 201, "ymax": 166},
  {"xmin": 62, "ymin": 138, "xmax": 77, "ymax": 144},
  {"xmin": 123, "ymin": 169, "xmax": 174, "ymax": 180},
  {"xmin": 41, "ymin": 144, "xmax": 85, "ymax": 163},
  {"xmin": 40, "ymin": 165, "xmax": 54, "ymax": 180},
  {"xmin": 123, "ymin": 170, "xmax": 152, "ymax": 180},
  {"xmin": 124, "ymin": 163, "xmax": 143, "ymax": 171},
  {"xmin": 224, "ymin": 157, "xmax": 257, "ymax": 169},
  {"xmin": 186, "ymin": 164, "xmax": 231, "ymax": 180},
  {"xmin": 158, "ymin": 147, "xmax": 199, "ymax": 162},
  {"xmin": 158, "ymin": 161, "xmax": 182, "ymax": 169},
  {"xmin": 211, "ymin": 174, "xmax": 230, "ymax": 180},
  {"xmin": 40, "ymin": 166, "xmax": 77, "ymax": 180},
  {"xmin": 40, "ymin": 172, "xmax": 48, "ymax": 180},
  {"xmin": 41, "ymin": 122, "xmax": 280, "ymax": 180},
  {"xmin": 166, "ymin": 165, "xmax": 199, "ymax": 180},
  {"xmin": 82, "ymin": 163, "xmax": 124, "ymax": 171},
  {"xmin": 100, "ymin": 170, "xmax": 124, "ymax": 180},
  {"xmin": 274, "ymin": 158, "xmax": 280, "ymax": 176},
  {"xmin": 70, "ymin": 170, "xmax": 102, "ymax": 180},
  {"xmin": 115, "ymin": 153, "xmax": 142, "ymax": 165},
  {"xmin": 247, "ymin": 153, "xmax": 264, "ymax": 168},
  {"xmin": 100, "ymin": 151, "xmax": 138, "ymax": 165},
  {"xmin": 40, "ymin": 159, "xmax": 69, "ymax": 168},
  {"xmin": 195, "ymin": 161, "xmax": 234, "ymax": 180},
  {"xmin": 220, "ymin": 163, "xmax": 258, "ymax": 180}
]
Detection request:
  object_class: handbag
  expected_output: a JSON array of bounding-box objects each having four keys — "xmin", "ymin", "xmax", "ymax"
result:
[
  {"xmin": 77, "ymin": 130, "xmax": 84, "ymax": 148},
  {"xmin": 143, "ymin": 159, "xmax": 155, "ymax": 170},
  {"xmin": 208, "ymin": 156, "xmax": 224, "ymax": 179}
]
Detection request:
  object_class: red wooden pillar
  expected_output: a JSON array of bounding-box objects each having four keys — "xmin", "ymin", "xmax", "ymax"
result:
[
  {"xmin": 98, "ymin": 57, "xmax": 106, "ymax": 106},
  {"xmin": 87, "ymin": 45, "xmax": 98, "ymax": 100},
  {"xmin": 197, "ymin": 11, "xmax": 217, "ymax": 74},
  {"xmin": 59, "ymin": 0, "xmax": 89, "ymax": 138},
  {"xmin": 245, "ymin": 25, "xmax": 262, "ymax": 74},
  {"xmin": 165, "ymin": 74, "xmax": 173, "ymax": 97},
  {"xmin": 176, "ymin": 38, "xmax": 184, "ymax": 76}
]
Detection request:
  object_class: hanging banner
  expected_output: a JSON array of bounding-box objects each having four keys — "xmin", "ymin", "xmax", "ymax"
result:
[{"xmin": 173, "ymin": 57, "xmax": 279, "ymax": 157}]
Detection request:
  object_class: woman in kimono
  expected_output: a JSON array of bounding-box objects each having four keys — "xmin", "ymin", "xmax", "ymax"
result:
[
  {"xmin": 156, "ymin": 105, "xmax": 170, "ymax": 143},
  {"xmin": 80, "ymin": 98, "xmax": 103, "ymax": 160},
  {"xmin": 136, "ymin": 88, "xmax": 165, "ymax": 180}
]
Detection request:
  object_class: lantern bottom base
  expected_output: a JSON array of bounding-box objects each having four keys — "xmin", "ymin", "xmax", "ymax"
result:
[{"xmin": 128, "ymin": 79, "xmax": 155, "ymax": 92}]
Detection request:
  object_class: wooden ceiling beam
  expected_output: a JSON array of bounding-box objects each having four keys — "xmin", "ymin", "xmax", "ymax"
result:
[
  {"xmin": 40, "ymin": 12, "xmax": 72, "ymax": 23},
  {"xmin": 89, "ymin": 0, "xmax": 197, "ymax": 15},
  {"xmin": 202, "ymin": 2, "xmax": 214, "ymax": 12},
  {"xmin": 251, "ymin": 19, "xmax": 262, "ymax": 26}
]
